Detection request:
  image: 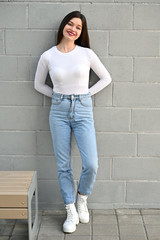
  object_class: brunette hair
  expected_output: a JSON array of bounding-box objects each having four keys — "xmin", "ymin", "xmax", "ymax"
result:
[{"xmin": 56, "ymin": 11, "xmax": 90, "ymax": 48}]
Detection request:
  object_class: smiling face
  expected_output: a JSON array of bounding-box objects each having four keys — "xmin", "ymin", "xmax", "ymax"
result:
[{"xmin": 62, "ymin": 17, "xmax": 82, "ymax": 42}]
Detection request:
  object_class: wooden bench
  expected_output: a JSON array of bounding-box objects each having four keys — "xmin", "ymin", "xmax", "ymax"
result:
[{"xmin": 0, "ymin": 171, "xmax": 38, "ymax": 240}]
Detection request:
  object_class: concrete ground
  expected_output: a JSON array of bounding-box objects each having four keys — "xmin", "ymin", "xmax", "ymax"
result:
[{"xmin": 0, "ymin": 208, "xmax": 160, "ymax": 240}]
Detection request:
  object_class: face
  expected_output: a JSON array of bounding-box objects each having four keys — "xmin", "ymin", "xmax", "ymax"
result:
[{"xmin": 63, "ymin": 17, "xmax": 82, "ymax": 42}]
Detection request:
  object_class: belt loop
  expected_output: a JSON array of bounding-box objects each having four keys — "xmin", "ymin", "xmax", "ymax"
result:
[{"xmin": 61, "ymin": 94, "xmax": 63, "ymax": 100}]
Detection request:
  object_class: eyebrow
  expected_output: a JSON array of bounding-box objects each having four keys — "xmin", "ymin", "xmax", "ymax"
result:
[{"xmin": 69, "ymin": 21, "xmax": 82, "ymax": 27}]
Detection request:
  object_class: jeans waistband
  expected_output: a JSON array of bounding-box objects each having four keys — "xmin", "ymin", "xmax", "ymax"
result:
[{"xmin": 52, "ymin": 91, "xmax": 91, "ymax": 100}]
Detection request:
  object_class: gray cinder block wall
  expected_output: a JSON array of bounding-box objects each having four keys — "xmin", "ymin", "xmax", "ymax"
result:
[{"xmin": 0, "ymin": 0, "xmax": 160, "ymax": 209}]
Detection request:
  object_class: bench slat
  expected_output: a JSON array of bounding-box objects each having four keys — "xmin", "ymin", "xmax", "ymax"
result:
[
  {"xmin": 0, "ymin": 208, "xmax": 28, "ymax": 219},
  {"xmin": 0, "ymin": 193, "xmax": 28, "ymax": 207}
]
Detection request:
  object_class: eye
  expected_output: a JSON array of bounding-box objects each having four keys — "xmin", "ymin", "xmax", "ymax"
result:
[{"xmin": 68, "ymin": 22, "xmax": 72, "ymax": 26}]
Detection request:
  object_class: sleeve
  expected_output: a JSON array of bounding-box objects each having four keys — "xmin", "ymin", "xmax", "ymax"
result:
[
  {"xmin": 88, "ymin": 49, "xmax": 112, "ymax": 96},
  {"xmin": 34, "ymin": 52, "xmax": 53, "ymax": 98}
]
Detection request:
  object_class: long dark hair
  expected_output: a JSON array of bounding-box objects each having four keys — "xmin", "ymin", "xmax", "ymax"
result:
[{"xmin": 57, "ymin": 11, "xmax": 90, "ymax": 48}]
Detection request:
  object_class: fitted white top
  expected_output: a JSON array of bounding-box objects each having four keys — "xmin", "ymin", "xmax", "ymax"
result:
[{"xmin": 34, "ymin": 45, "xmax": 112, "ymax": 97}]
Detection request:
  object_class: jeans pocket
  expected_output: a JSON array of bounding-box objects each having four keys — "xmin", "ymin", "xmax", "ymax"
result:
[
  {"xmin": 80, "ymin": 97, "xmax": 92, "ymax": 107},
  {"xmin": 52, "ymin": 97, "xmax": 62, "ymax": 105}
]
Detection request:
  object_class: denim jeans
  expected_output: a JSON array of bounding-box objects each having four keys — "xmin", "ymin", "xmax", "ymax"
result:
[{"xmin": 49, "ymin": 92, "xmax": 98, "ymax": 205}]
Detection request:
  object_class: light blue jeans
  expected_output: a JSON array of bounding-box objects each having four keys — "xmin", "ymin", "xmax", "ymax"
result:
[{"xmin": 49, "ymin": 92, "xmax": 98, "ymax": 205}]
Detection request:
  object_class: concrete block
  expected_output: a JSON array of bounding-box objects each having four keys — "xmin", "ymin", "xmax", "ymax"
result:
[
  {"xmin": 0, "ymin": 3, "xmax": 27, "ymax": 28},
  {"xmin": 97, "ymin": 133, "xmax": 137, "ymax": 156},
  {"xmin": 134, "ymin": 4, "xmax": 160, "ymax": 30},
  {"xmin": 81, "ymin": 3, "xmax": 132, "ymax": 30},
  {"xmin": 132, "ymin": 109, "xmax": 160, "ymax": 132},
  {"xmin": 38, "ymin": 180, "xmax": 63, "ymax": 204},
  {"xmin": 109, "ymin": 31, "xmax": 159, "ymax": 56},
  {"xmin": 37, "ymin": 131, "xmax": 53, "ymax": 155},
  {"xmin": 0, "ymin": 82, "xmax": 43, "ymax": 106},
  {"xmin": 94, "ymin": 107, "xmax": 130, "ymax": 132},
  {"xmin": 0, "ymin": 157, "xmax": 13, "ymax": 170},
  {"xmin": 63, "ymin": 0, "xmax": 114, "ymax": 2},
  {"xmin": 89, "ymin": 181, "xmax": 125, "ymax": 203},
  {"xmin": 127, "ymin": 182, "xmax": 160, "ymax": 203},
  {"xmin": 12, "ymin": 156, "xmax": 38, "ymax": 172},
  {"xmin": 138, "ymin": 134, "xmax": 160, "ymax": 157},
  {"xmin": 37, "ymin": 156, "xmax": 58, "ymax": 180},
  {"xmin": 17, "ymin": 57, "xmax": 32, "ymax": 81},
  {"xmin": 113, "ymin": 83, "xmax": 160, "ymax": 107},
  {"xmin": 134, "ymin": 57, "xmax": 160, "ymax": 83},
  {"xmin": 0, "ymin": 56, "xmax": 38, "ymax": 81},
  {"xmin": 0, "ymin": 30, "xmax": 4, "ymax": 54},
  {"xmin": 6, "ymin": 30, "xmax": 56, "ymax": 55},
  {"xmin": 112, "ymin": 157, "xmax": 160, "ymax": 180},
  {"xmin": 29, "ymin": 3, "xmax": 80, "ymax": 28},
  {"xmin": 72, "ymin": 156, "xmax": 111, "ymax": 180},
  {"xmin": 89, "ymin": 30, "xmax": 108, "ymax": 56},
  {"xmin": 103, "ymin": 57, "xmax": 133, "ymax": 82},
  {"xmin": 0, "ymin": 107, "xmax": 50, "ymax": 130},
  {"xmin": 94, "ymin": 83, "xmax": 112, "ymax": 106},
  {"xmin": 0, "ymin": 56, "xmax": 17, "ymax": 81},
  {"xmin": 115, "ymin": 0, "xmax": 160, "ymax": 3},
  {"xmin": 0, "ymin": 131, "xmax": 36, "ymax": 155}
]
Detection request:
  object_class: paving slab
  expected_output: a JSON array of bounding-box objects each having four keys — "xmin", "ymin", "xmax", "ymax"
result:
[
  {"xmin": 65, "ymin": 236, "xmax": 91, "ymax": 240},
  {"xmin": 93, "ymin": 215, "xmax": 117, "ymax": 224},
  {"xmin": 119, "ymin": 224, "xmax": 146, "ymax": 236},
  {"xmin": 93, "ymin": 224, "xmax": 118, "ymax": 236},
  {"xmin": 116, "ymin": 209, "xmax": 141, "ymax": 215},
  {"xmin": 92, "ymin": 209, "xmax": 116, "ymax": 215},
  {"xmin": 141, "ymin": 209, "xmax": 160, "ymax": 215},
  {"xmin": 38, "ymin": 225, "xmax": 64, "ymax": 237},
  {"xmin": 145, "ymin": 224, "xmax": 160, "ymax": 239},
  {"xmin": 118, "ymin": 214, "xmax": 143, "ymax": 224},
  {"xmin": 120, "ymin": 236, "xmax": 147, "ymax": 240},
  {"xmin": 143, "ymin": 214, "xmax": 160, "ymax": 225},
  {"xmin": 93, "ymin": 237, "xmax": 119, "ymax": 240}
]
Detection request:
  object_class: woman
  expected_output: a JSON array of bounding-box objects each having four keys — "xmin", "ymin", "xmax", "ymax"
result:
[{"xmin": 34, "ymin": 10, "xmax": 112, "ymax": 233}]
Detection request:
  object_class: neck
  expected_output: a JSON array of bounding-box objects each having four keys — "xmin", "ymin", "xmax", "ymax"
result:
[{"xmin": 57, "ymin": 39, "xmax": 76, "ymax": 53}]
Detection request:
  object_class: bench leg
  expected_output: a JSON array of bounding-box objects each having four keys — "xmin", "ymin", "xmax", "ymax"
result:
[{"xmin": 28, "ymin": 171, "xmax": 39, "ymax": 240}]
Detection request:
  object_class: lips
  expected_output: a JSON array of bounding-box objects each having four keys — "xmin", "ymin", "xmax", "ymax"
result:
[{"xmin": 67, "ymin": 31, "xmax": 76, "ymax": 36}]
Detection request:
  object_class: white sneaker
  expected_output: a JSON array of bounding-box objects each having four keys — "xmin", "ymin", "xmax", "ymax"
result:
[
  {"xmin": 63, "ymin": 203, "xmax": 79, "ymax": 233},
  {"xmin": 77, "ymin": 193, "xmax": 89, "ymax": 223}
]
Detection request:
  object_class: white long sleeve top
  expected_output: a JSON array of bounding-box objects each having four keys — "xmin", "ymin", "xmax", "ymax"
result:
[{"xmin": 34, "ymin": 45, "xmax": 112, "ymax": 97}]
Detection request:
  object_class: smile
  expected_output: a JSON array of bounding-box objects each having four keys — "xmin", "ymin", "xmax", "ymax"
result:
[{"xmin": 67, "ymin": 31, "xmax": 76, "ymax": 36}]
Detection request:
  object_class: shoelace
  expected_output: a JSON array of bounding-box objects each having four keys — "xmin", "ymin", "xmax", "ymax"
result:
[
  {"xmin": 78, "ymin": 197, "xmax": 88, "ymax": 213},
  {"xmin": 65, "ymin": 205, "xmax": 76, "ymax": 222}
]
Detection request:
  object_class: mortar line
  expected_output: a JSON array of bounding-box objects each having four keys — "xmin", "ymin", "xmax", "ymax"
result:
[
  {"xmin": 132, "ymin": 3, "xmax": 135, "ymax": 30},
  {"xmin": 110, "ymin": 157, "xmax": 113, "ymax": 180},
  {"xmin": 115, "ymin": 209, "xmax": 121, "ymax": 240},
  {"xmin": 140, "ymin": 209, "xmax": 149, "ymax": 240},
  {"xmin": 91, "ymin": 209, "xmax": 93, "ymax": 240}
]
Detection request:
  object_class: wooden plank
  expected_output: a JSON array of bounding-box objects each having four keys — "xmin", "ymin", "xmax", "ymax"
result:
[
  {"xmin": 0, "ymin": 193, "xmax": 28, "ymax": 207},
  {"xmin": 0, "ymin": 179, "xmax": 32, "ymax": 183},
  {"xmin": 0, "ymin": 187, "xmax": 29, "ymax": 192},
  {"xmin": 0, "ymin": 208, "xmax": 28, "ymax": 219},
  {"xmin": 0, "ymin": 182, "xmax": 31, "ymax": 187},
  {"xmin": 0, "ymin": 171, "xmax": 34, "ymax": 176}
]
